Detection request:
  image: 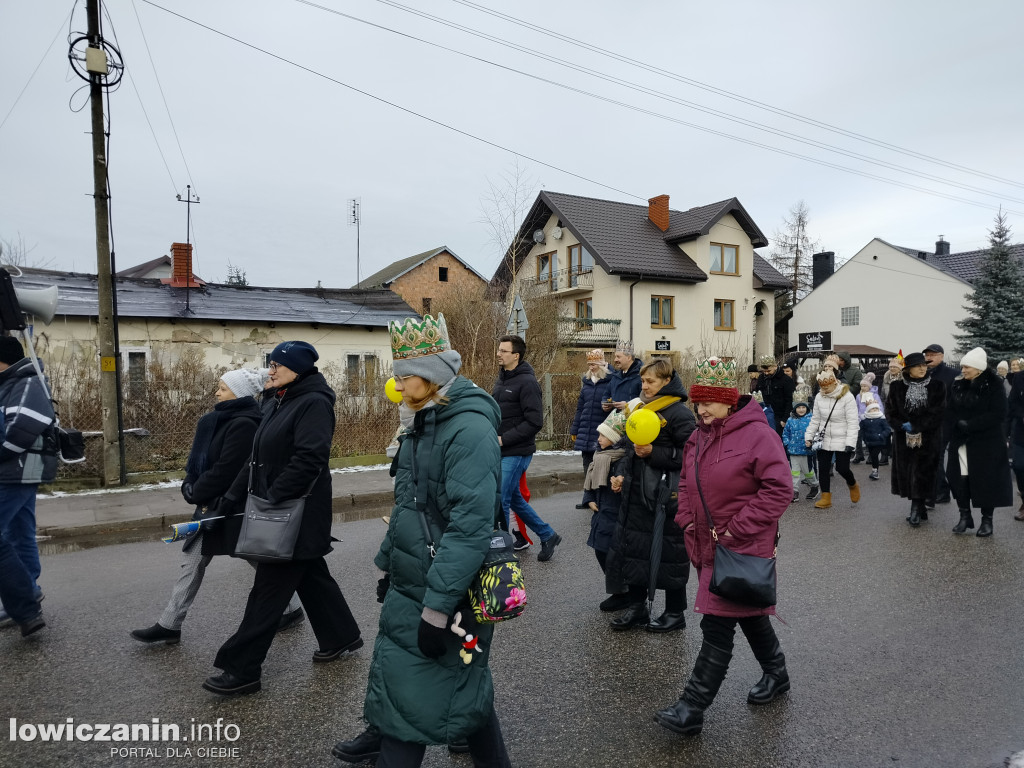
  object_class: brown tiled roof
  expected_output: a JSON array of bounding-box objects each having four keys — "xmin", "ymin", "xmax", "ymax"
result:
[
  {"xmin": 753, "ymin": 252, "xmax": 790, "ymax": 290},
  {"xmin": 491, "ymin": 191, "xmax": 778, "ymax": 287},
  {"xmin": 354, "ymin": 246, "xmax": 487, "ymax": 289}
]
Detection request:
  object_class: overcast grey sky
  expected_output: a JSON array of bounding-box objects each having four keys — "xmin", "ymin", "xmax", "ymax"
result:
[{"xmin": 2, "ymin": 0, "xmax": 1022, "ymax": 288}]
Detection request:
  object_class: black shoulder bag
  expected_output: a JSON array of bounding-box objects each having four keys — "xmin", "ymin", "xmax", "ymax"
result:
[{"xmin": 694, "ymin": 438, "xmax": 778, "ymax": 608}]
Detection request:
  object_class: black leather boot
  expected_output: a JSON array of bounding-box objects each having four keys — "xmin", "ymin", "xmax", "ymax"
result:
[
  {"xmin": 331, "ymin": 725, "xmax": 381, "ymax": 763},
  {"xmin": 654, "ymin": 642, "xmax": 732, "ymax": 735},
  {"xmin": 951, "ymin": 508, "xmax": 974, "ymax": 534},
  {"xmin": 610, "ymin": 603, "xmax": 650, "ymax": 631},
  {"xmin": 746, "ymin": 635, "xmax": 790, "ymax": 705},
  {"xmin": 976, "ymin": 511, "xmax": 993, "ymax": 538},
  {"xmin": 908, "ymin": 499, "xmax": 922, "ymax": 527}
]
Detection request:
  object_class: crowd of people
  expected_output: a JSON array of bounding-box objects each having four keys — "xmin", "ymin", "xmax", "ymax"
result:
[{"xmin": 5, "ymin": 318, "xmax": 1024, "ymax": 765}]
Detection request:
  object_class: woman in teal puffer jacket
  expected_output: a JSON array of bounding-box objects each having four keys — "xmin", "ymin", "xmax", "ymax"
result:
[{"xmin": 334, "ymin": 314, "xmax": 511, "ymax": 768}]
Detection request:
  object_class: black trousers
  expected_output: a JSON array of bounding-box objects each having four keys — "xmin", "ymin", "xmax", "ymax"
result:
[
  {"xmin": 952, "ymin": 478, "xmax": 994, "ymax": 516},
  {"xmin": 625, "ymin": 583, "xmax": 686, "ymax": 612},
  {"xmin": 815, "ymin": 450, "xmax": 855, "ymax": 493},
  {"xmin": 867, "ymin": 445, "xmax": 882, "ymax": 469},
  {"xmin": 214, "ymin": 556, "xmax": 359, "ymax": 681},
  {"xmin": 700, "ymin": 612, "xmax": 780, "ymax": 659},
  {"xmin": 377, "ymin": 707, "xmax": 511, "ymax": 768}
]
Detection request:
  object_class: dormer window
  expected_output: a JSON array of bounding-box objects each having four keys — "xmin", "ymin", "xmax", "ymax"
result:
[{"xmin": 710, "ymin": 243, "xmax": 738, "ymax": 275}]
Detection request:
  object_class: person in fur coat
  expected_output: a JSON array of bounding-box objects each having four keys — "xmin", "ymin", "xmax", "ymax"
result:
[
  {"xmin": 945, "ymin": 347, "xmax": 1013, "ymax": 537},
  {"xmin": 885, "ymin": 352, "xmax": 946, "ymax": 527},
  {"xmin": 804, "ymin": 368, "xmax": 860, "ymax": 509}
]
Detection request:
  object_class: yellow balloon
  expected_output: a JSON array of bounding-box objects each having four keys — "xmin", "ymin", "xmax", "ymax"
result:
[
  {"xmin": 625, "ymin": 408, "xmax": 661, "ymax": 445},
  {"xmin": 385, "ymin": 377, "xmax": 403, "ymax": 403}
]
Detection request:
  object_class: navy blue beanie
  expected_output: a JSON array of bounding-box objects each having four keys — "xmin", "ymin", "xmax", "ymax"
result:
[{"xmin": 270, "ymin": 340, "xmax": 319, "ymax": 375}]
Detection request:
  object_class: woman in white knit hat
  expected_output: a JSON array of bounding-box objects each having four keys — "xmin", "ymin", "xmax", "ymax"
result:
[
  {"xmin": 131, "ymin": 367, "xmax": 304, "ymax": 645},
  {"xmin": 945, "ymin": 347, "xmax": 1013, "ymax": 537}
]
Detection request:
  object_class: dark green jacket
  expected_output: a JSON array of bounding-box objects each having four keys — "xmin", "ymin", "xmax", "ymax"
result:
[{"xmin": 364, "ymin": 376, "xmax": 502, "ymax": 744}]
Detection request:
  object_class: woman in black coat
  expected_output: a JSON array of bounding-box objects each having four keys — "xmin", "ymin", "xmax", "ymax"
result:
[
  {"xmin": 203, "ymin": 341, "xmax": 362, "ymax": 696},
  {"xmin": 607, "ymin": 359, "xmax": 696, "ymax": 633},
  {"xmin": 130, "ymin": 369, "xmax": 306, "ymax": 644},
  {"xmin": 1009, "ymin": 371, "xmax": 1024, "ymax": 521},
  {"xmin": 945, "ymin": 348, "xmax": 1013, "ymax": 537},
  {"xmin": 886, "ymin": 352, "xmax": 946, "ymax": 527}
]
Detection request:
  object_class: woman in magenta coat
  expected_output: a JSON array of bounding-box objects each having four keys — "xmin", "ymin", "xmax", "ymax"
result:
[{"xmin": 654, "ymin": 357, "xmax": 792, "ymax": 737}]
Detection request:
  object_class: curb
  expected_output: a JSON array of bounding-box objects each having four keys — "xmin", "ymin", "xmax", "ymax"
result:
[{"xmin": 36, "ymin": 470, "xmax": 585, "ymax": 540}]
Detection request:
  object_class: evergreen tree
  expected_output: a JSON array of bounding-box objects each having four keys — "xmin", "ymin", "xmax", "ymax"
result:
[
  {"xmin": 225, "ymin": 262, "xmax": 249, "ymax": 286},
  {"xmin": 954, "ymin": 210, "xmax": 1024, "ymax": 359}
]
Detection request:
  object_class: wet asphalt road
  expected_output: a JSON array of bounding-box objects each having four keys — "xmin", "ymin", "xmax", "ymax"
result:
[{"xmin": 3, "ymin": 468, "xmax": 1024, "ymax": 768}]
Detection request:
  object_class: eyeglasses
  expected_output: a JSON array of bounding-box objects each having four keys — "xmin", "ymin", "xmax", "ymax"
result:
[{"xmin": 268, "ymin": 362, "xmax": 281, "ymax": 371}]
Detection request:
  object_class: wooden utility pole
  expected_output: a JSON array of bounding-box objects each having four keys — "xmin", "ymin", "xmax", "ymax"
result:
[{"xmin": 86, "ymin": 0, "xmax": 122, "ymax": 485}]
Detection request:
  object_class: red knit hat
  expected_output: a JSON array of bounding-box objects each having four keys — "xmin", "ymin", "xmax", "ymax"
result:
[{"xmin": 689, "ymin": 357, "xmax": 739, "ymax": 406}]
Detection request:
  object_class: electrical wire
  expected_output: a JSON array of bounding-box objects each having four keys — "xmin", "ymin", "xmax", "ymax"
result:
[
  {"xmin": 0, "ymin": 3, "xmax": 76, "ymax": 134},
  {"xmin": 446, "ymin": 0, "xmax": 1024, "ymax": 191},
  {"xmin": 137, "ymin": 1, "xmax": 1019, "ymax": 218},
  {"xmin": 136, "ymin": 0, "xmax": 645, "ymax": 202},
  {"xmin": 345, "ymin": 0, "xmax": 1024, "ymax": 207},
  {"xmin": 293, "ymin": 0, "xmax": 1023, "ymax": 216},
  {"xmin": 130, "ymin": 0, "xmax": 198, "ymax": 193}
]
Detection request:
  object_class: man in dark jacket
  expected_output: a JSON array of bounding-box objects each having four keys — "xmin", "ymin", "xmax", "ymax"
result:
[
  {"xmin": 755, "ymin": 355, "xmax": 795, "ymax": 437},
  {"xmin": 0, "ymin": 336, "xmax": 54, "ymax": 630},
  {"xmin": 492, "ymin": 335, "xmax": 561, "ymax": 561},
  {"xmin": 604, "ymin": 340, "xmax": 642, "ymax": 412},
  {"xmin": 924, "ymin": 343, "xmax": 957, "ymax": 504}
]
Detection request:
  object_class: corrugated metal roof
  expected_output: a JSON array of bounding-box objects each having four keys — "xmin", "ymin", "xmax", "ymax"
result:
[{"xmin": 12, "ymin": 268, "xmax": 418, "ymax": 327}]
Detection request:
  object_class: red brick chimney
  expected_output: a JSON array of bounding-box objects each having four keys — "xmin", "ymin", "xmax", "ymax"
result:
[
  {"xmin": 170, "ymin": 242, "xmax": 193, "ymax": 287},
  {"xmin": 648, "ymin": 195, "xmax": 670, "ymax": 232}
]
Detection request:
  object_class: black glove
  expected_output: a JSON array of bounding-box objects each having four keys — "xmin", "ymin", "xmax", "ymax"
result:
[
  {"xmin": 376, "ymin": 574, "xmax": 390, "ymax": 604},
  {"xmin": 417, "ymin": 618, "xmax": 449, "ymax": 658},
  {"xmin": 844, "ymin": 446, "xmax": 855, "ymax": 454},
  {"xmin": 181, "ymin": 482, "xmax": 195, "ymax": 504}
]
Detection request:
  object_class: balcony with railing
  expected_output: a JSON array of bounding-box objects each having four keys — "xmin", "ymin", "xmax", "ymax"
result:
[
  {"xmin": 556, "ymin": 317, "xmax": 621, "ymax": 346},
  {"xmin": 519, "ymin": 267, "xmax": 594, "ymax": 297}
]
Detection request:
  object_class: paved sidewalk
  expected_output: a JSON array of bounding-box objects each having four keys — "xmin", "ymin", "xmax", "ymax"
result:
[{"xmin": 35, "ymin": 452, "xmax": 585, "ymax": 538}]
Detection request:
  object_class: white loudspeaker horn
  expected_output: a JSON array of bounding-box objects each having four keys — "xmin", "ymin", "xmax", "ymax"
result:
[{"xmin": 15, "ymin": 285, "xmax": 58, "ymax": 325}]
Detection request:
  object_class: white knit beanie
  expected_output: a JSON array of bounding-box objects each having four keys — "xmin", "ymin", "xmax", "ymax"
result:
[
  {"xmin": 222, "ymin": 368, "xmax": 269, "ymax": 399},
  {"xmin": 960, "ymin": 347, "xmax": 987, "ymax": 371}
]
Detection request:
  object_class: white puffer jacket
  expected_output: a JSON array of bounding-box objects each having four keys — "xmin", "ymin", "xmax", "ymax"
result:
[{"xmin": 805, "ymin": 384, "xmax": 859, "ymax": 451}]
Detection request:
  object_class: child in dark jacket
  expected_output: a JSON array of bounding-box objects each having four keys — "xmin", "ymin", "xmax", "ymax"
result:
[
  {"xmin": 584, "ymin": 410, "xmax": 629, "ymax": 612},
  {"xmin": 859, "ymin": 401, "xmax": 892, "ymax": 480},
  {"xmin": 782, "ymin": 402, "xmax": 818, "ymax": 502}
]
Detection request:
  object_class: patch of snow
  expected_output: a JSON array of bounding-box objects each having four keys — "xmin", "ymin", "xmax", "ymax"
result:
[
  {"xmin": 1008, "ymin": 750, "xmax": 1024, "ymax": 768},
  {"xmin": 331, "ymin": 464, "xmax": 390, "ymax": 474},
  {"xmin": 42, "ymin": 480, "xmax": 182, "ymax": 497}
]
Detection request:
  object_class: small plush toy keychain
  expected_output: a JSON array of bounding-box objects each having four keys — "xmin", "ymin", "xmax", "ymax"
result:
[{"xmin": 449, "ymin": 612, "xmax": 483, "ymax": 665}]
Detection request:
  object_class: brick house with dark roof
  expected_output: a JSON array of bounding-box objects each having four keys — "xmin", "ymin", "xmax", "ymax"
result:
[
  {"xmin": 354, "ymin": 246, "xmax": 488, "ymax": 316},
  {"xmin": 789, "ymin": 237, "xmax": 1024, "ymax": 359},
  {"xmin": 491, "ymin": 191, "xmax": 788, "ymax": 364}
]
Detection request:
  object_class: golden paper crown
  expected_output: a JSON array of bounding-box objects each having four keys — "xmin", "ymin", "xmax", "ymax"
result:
[
  {"xmin": 694, "ymin": 357, "xmax": 738, "ymax": 389},
  {"xmin": 389, "ymin": 313, "xmax": 452, "ymax": 360}
]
